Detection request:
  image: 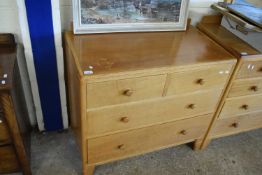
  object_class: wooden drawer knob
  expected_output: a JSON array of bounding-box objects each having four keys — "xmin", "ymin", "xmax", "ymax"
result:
[
  {"xmin": 250, "ymin": 86, "xmax": 258, "ymax": 92},
  {"xmin": 196, "ymin": 78, "xmax": 205, "ymax": 85},
  {"xmin": 179, "ymin": 130, "xmax": 187, "ymax": 135},
  {"xmin": 117, "ymin": 144, "xmax": 125, "ymax": 150},
  {"xmin": 241, "ymin": 104, "xmax": 249, "ymax": 110},
  {"xmin": 187, "ymin": 104, "xmax": 196, "ymax": 109},
  {"xmin": 123, "ymin": 89, "xmax": 133, "ymax": 96},
  {"xmin": 258, "ymin": 67, "xmax": 262, "ymax": 72},
  {"xmin": 120, "ymin": 117, "xmax": 129, "ymax": 123},
  {"xmin": 231, "ymin": 123, "xmax": 239, "ymax": 128}
]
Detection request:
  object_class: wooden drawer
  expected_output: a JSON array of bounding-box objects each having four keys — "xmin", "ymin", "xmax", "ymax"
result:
[
  {"xmin": 87, "ymin": 90, "xmax": 221, "ymax": 138},
  {"xmin": 220, "ymin": 94, "xmax": 262, "ymax": 118},
  {"xmin": 87, "ymin": 114, "xmax": 212, "ymax": 164},
  {"xmin": 211, "ymin": 111, "xmax": 262, "ymax": 138},
  {"xmin": 237, "ymin": 60, "xmax": 262, "ymax": 79},
  {"xmin": 166, "ymin": 63, "xmax": 233, "ymax": 96},
  {"xmin": 0, "ymin": 145, "xmax": 20, "ymax": 173},
  {"xmin": 0, "ymin": 114, "xmax": 11, "ymax": 146},
  {"xmin": 86, "ymin": 75, "xmax": 166, "ymax": 108},
  {"xmin": 228, "ymin": 78, "xmax": 262, "ymax": 98}
]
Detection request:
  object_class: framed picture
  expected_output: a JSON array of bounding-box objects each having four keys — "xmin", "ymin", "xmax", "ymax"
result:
[{"xmin": 73, "ymin": 0, "xmax": 190, "ymax": 34}]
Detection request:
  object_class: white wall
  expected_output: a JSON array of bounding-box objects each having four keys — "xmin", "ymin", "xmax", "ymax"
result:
[
  {"xmin": 0, "ymin": 0, "xmax": 21, "ymax": 42},
  {"xmin": 60, "ymin": 0, "xmax": 73, "ymax": 31},
  {"xmin": 0, "ymin": 0, "xmax": 223, "ymax": 43},
  {"xmin": 190, "ymin": 0, "xmax": 222, "ymax": 25},
  {"xmin": 59, "ymin": 0, "xmax": 223, "ymax": 31}
]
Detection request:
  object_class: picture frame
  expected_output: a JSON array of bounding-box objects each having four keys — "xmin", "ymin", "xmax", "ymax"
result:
[{"xmin": 72, "ymin": 0, "xmax": 190, "ymax": 34}]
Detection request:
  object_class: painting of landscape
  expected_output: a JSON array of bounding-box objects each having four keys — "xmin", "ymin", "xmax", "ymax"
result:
[{"xmin": 80, "ymin": 0, "xmax": 183, "ymax": 24}]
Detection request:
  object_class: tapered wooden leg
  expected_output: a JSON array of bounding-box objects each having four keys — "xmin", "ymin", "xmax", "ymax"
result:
[
  {"xmin": 83, "ymin": 164, "xmax": 95, "ymax": 175},
  {"xmin": 22, "ymin": 166, "xmax": 32, "ymax": 175},
  {"xmin": 86, "ymin": 165, "xmax": 95, "ymax": 175},
  {"xmin": 193, "ymin": 139, "xmax": 203, "ymax": 151},
  {"xmin": 194, "ymin": 138, "xmax": 211, "ymax": 151},
  {"xmin": 201, "ymin": 138, "xmax": 211, "ymax": 150},
  {"xmin": 83, "ymin": 165, "xmax": 95, "ymax": 175}
]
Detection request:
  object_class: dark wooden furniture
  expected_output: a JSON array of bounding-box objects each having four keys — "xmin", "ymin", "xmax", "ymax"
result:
[{"xmin": 0, "ymin": 34, "xmax": 31, "ymax": 175}]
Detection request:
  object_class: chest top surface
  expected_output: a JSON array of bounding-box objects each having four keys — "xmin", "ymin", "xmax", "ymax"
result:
[{"xmin": 65, "ymin": 26, "xmax": 235, "ymax": 77}]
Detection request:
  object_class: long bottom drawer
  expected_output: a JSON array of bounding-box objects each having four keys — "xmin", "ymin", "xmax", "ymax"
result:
[
  {"xmin": 212, "ymin": 111, "xmax": 262, "ymax": 138},
  {"xmin": 87, "ymin": 114, "xmax": 212, "ymax": 164},
  {"xmin": 0, "ymin": 145, "xmax": 20, "ymax": 173}
]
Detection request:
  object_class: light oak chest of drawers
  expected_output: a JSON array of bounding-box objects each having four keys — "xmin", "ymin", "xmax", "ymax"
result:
[
  {"xmin": 64, "ymin": 26, "xmax": 236, "ymax": 175},
  {"xmin": 197, "ymin": 15, "xmax": 262, "ymax": 149}
]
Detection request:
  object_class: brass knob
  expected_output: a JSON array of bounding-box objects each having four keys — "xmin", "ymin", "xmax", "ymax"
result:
[
  {"xmin": 231, "ymin": 123, "xmax": 239, "ymax": 128},
  {"xmin": 0, "ymin": 118, "xmax": 2, "ymax": 124},
  {"xmin": 188, "ymin": 104, "xmax": 196, "ymax": 109},
  {"xmin": 241, "ymin": 104, "xmax": 249, "ymax": 110},
  {"xmin": 123, "ymin": 89, "xmax": 133, "ymax": 96},
  {"xmin": 180, "ymin": 130, "xmax": 187, "ymax": 135},
  {"xmin": 250, "ymin": 86, "xmax": 258, "ymax": 92},
  {"xmin": 120, "ymin": 117, "xmax": 129, "ymax": 123},
  {"xmin": 196, "ymin": 78, "xmax": 205, "ymax": 85},
  {"xmin": 117, "ymin": 144, "xmax": 125, "ymax": 150}
]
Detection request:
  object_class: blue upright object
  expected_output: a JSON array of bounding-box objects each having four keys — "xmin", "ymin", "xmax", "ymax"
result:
[{"xmin": 25, "ymin": 0, "xmax": 63, "ymax": 131}]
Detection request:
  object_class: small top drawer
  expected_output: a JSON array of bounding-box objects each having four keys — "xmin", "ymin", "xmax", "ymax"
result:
[
  {"xmin": 166, "ymin": 63, "xmax": 233, "ymax": 96},
  {"xmin": 86, "ymin": 75, "xmax": 166, "ymax": 108},
  {"xmin": 0, "ymin": 114, "xmax": 11, "ymax": 146},
  {"xmin": 237, "ymin": 60, "xmax": 262, "ymax": 79}
]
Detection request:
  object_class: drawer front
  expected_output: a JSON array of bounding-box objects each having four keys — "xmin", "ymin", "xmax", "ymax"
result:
[
  {"xmin": 211, "ymin": 111, "xmax": 262, "ymax": 138},
  {"xmin": 237, "ymin": 60, "xmax": 262, "ymax": 79},
  {"xmin": 87, "ymin": 90, "xmax": 221, "ymax": 138},
  {"xmin": 220, "ymin": 94, "xmax": 262, "ymax": 118},
  {"xmin": 166, "ymin": 63, "xmax": 233, "ymax": 96},
  {"xmin": 0, "ymin": 145, "xmax": 20, "ymax": 173},
  {"xmin": 86, "ymin": 75, "xmax": 166, "ymax": 108},
  {"xmin": 228, "ymin": 78, "xmax": 262, "ymax": 98},
  {"xmin": 88, "ymin": 114, "xmax": 212, "ymax": 164},
  {"xmin": 0, "ymin": 115, "xmax": 11, "ymax": 145}
]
